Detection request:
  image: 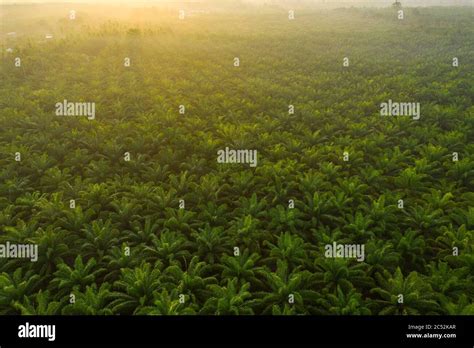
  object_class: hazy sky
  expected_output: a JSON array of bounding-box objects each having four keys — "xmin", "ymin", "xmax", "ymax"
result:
[
  {"xmin": 1, "ymin": 0, "xmax": 472, "ymax": 5},
  {"xmin": 1, "ymin": 0, "xmax": 472, "ymax": 3}
]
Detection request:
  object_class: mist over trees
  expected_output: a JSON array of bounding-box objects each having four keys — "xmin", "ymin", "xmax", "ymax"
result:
[
  {"xmin": 2, "ymin": 0, "xmax": 473, "ymax": 7},
  {"xmin": 0, "ymin": 3, "xmax": 473, "ymax": 316}
]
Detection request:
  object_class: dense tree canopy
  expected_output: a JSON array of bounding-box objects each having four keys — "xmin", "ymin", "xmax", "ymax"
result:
[{"xmin": 0, "ymin": 4, "xmax": 473, "ymax": 315}]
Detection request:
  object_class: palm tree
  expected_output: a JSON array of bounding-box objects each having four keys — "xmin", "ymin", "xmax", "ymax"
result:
[
  {"xmin": 11, "ymin": 192, "xmax": 46, "ymax": 221},
  {"xmin": 191, "ymin": 224, "xmax": 229, "ymax": 264},
  {"xmin": 359, "ymin": 167, "xmax": 381, "ymax": 187},
  {"xmin": 58, "ymin": 206, "xmax": 94, "ymax": 233},
  {"xmin": 192, "ymin": 174, "xmax": 223, "ymax": 203},
  {"xmin": 109, "ymin": 261, "xmax": 163, "ymax": 314},
  {"xmin": 297, "ymin": 171, "xmax": 329, "ymax": 196},
  {"xmin": 391, "ymin": 229, "xmax": 426, "ymax": 272},
  {"xmin": 160, "ymin": 256, "xmax": 217, "ymax": 303},
  {"xmin": 267, "ymin": 205, "xmax": 304, "ymax": 235},
  {"xmin": 141, "ymin": 163, "xmax": 170, "ymax": 184},
  {"xmin": 371, "ymin": 268, "xmax": 441, "ymax": 315},
  {"xmin": 271, "ymin": 303, "xmax": 297, "ymax": 315},
  {"xmin": 145, "ymin": 187, "xmax": 176, "ymax": 212},
  {"xmin": 79, "ymin": 219, "xmax": 120, "ymax": 260},
  {"xmin": 29, "ymin": 225, "xmax": 72, "ymax": 276},
  {"xmin": 450, "ymin": 206, "xmax": 473, "ymax": 229},
  {"xmin": 426, "ymin": 261, "xmax": 470, "ymax": 300},
  {"xmin": 445, "ymin": 254, "xmax": 474, "ymax": 279},
  {"xmin": 33, "ymin": 192, "xmax": 66, "ymax": 223},
  {"xmin": 434, "ymin": 224, "xmax": 471, "ymax": 257},
  {"xmin": 128, "ymin": 218, "xmax": 160, "ymax": 245},
  {"xmin": 13, "ymin": 290, "xmax": 62, "ymax": 315},
  {"xmin": 169, "ymin": 171, "xmax": 194, "ymax": 195},
  {"xmin": 364, "ymin": 239, "xmax": 400, "ymax": 276},
  {"xmin": 0, "ymin": 220, "xmax": 37, "ymax": 245},
  {"xmin": 143, "ymin": 230, "xmax": 191, "ymax": 267},
  {"xmin": 319, "ymin": 162, "xmax": 341, "ymax": 178},
  {"xmin": 343, "ymin": 212, "xmax": 374, "ymax": 242},
  {"xmin": 62, "ymin": 284, "xmax": 113, "ymax": 315},
  {"xmin": 220, "ymin": 250, "xmax": 263, "ymax": 288},
  {"xmin": 318, "ymin": 286, "xmax": 371, "ymax": 315},
  {"xmin": 228, "ymin": 172, "xmax": 257, "ymax": 198},
  {"xmin": 447, "ymin": 159, "xmax": 474, "ymax": 186},
  {"xmin": 200, "ymin": 278, "xmax": 254, "ymax": 315},
  {"xmin": 337, "ymin": 178, "xmax": 368, "ymax": 203},
  {"xmin": 254, "ymin": 260, "xmax": 317, "ymax": 314},
  {"xmin": 310, "ymin": 225, "xmax": 347, "ymax": 246},
  {"xmin": 135, "ymin": 289, "xmax": 197, "ymax": 315},
  {"xmin": 39, "ymin": 167, "xmax": 73, "ymax": 193},
  {"xmin": 363, "ymin": 195, "xmax": 397, "ymax": 234},
  {"xmin": 438, "ymin": 294, "xmax": 474, "ymax": 315},
  {"xmin": 51, "ymin": 256, "xmax": 105, "ymax": 298},
  {"xmin": 79, "ymin": 183, "xmax": 112, "ymax": 211},
  {"xmin": 1, "ymin": 175, "xmax": 30, "ymax": 202},
  {"xmin": 329, "ymin": 191, "xmax": 354, "ymax": 216},
  {"xmin": 395, "ymin": 168, "xmax": 427, "ymax": 191},
  {"xmin": 406, "ymin": 205, "xmax": 445, "ymax": 233},
  {"xmin": 162, "ymin": 207, "xmax": 196, "ymax": 234},
  {"xmin": 0, "ymin": 204, "xmax": 17, "ymax": 228},
  {"xmin": 109, "ymin": 198, "xmax": 142, "ymax": 230},
  {"xmin": 311, "ymin": 257, "xmax": 374, "ymax": 293},
  {"xmin": 376, "ymin": 147, "xmax": 410, "ymax": 176},
  {"xmin": 302, "ymin": 191, "xmax": 335, "ymax": 227},
  {"xmin": 263, "ymin": 232, "xmax": 309, "ymax": 270},
  {"xmin": 0, "ymin": 268, "xmax": 41, "ymax": 314},
  {"xmin": 197, "ymin": 201, "xmax": 229, "ymax": 227},
  {"xmin": 103, "ymin": 244, "xmax": 141, "ymax": 283},
  {"xmin": 235, "ymin": 193, "xmax": 268, "ymax": 219}
]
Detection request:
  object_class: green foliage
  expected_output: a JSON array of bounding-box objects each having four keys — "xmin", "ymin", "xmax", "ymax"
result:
[{"xmin": 0, "ymin": 4, "xmax": 473, "ymax": 315}]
